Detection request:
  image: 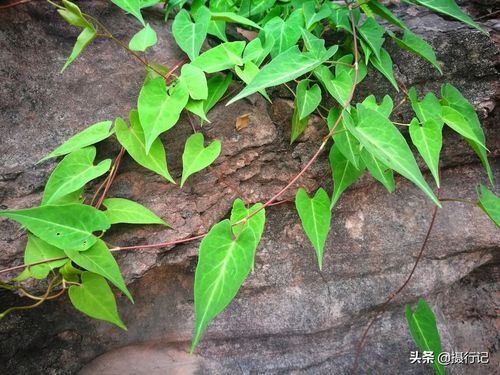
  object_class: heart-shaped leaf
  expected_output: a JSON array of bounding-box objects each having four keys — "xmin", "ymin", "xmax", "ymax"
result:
[
  {"xmin": 128, "ymin": 23, "xmax": 157, "ymax": 52},
  {"xmin": 296, "ymin": 80, "xmax": 321, "ymax": 120},
  {"xmin": 172, "ymin": 7, "xmax": 211, "ymax": 61},
  {"xmin": 102, "ymin": 197, "xmax": 168, "ymax": 226},
  {"xmin": 180, "ymin": 64, "xmax": 208, "ymax": 100},
  {"xmin": 0, "ymin": 204, "xmax": 110, "ymax": 251},
  {"xmin": 69, "ymin": 271, "xmax": 127, "ymax": 330},
  {"xmin": 181, "ymin": 133, "xmax": 221, "ymax": 187}
]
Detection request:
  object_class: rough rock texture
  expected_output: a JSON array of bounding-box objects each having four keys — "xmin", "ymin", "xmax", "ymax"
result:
[{"xmin": 0, "ymin": 1, "xmax": 499, "ymax": 375}]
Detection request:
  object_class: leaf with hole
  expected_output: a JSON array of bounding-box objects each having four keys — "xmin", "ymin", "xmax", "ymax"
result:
[
  {"xmin": 405, "ymin": 298, "xmax": 445, "ymax": 375},
  {"xmin": 115, "ymin": 112, "xmax": 175, "ymax": 183},
  {"xmin": 0, "ymin": 204, "xmax": 110, "ymax": 251},
  {"xmin": 181, "ymin": 133, "xmax": 222, "ymax": 186},
  {"xmin": 42, "ymin": 147, "xmax": 111, "ymax": 205},
  {"xmin": 409, "ymin": 118, "xmax": 442, "ymax": 187},
  {"xmin": 137, "ymin": 77, "xmax": 189, "ymax": 153},
  {"xmin": 69, "ymin": 271, "xmax": 127, "ymax": 330},
  {"xmin": 65, "ymin": 239, "xmax": 133, "ymax": 302},
  {"xmin": 295, "ymin": 188, "xmax": 331, "ymax": 270},
  {"xmin": 128, "ymin": 23, "xmax": 157, "ymax": 52},
  {"xmin": 39, "ymin": 121, "xmax": 114, "ymax": 163},
  {"xmin": 102, "ymin": 197, "xmax": 168, "ymax": 226},
  {"xmin": 192, "ymin": 219, "xmax": 259, "ymax": 351}
]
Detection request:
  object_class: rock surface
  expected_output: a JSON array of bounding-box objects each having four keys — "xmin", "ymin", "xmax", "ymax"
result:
[{"xmin": 0, "ymin": 1, "xmax": 498, "ymax": 375}]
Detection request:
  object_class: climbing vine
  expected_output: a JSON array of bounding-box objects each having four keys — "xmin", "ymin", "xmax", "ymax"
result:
[{"xmin": 1, "ymin": 0, "xmax": 499, "ymax": 373}]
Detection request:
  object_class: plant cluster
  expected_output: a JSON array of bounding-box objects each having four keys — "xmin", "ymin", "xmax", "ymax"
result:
[{"xmin": 1, "ymin": 0, "xmax": 499, "ymax": 373}]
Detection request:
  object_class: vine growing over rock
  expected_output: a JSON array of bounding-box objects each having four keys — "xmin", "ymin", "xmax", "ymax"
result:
[{"xmin": 0, "ymin": 0, "xmax": 498, "ymax": 374}]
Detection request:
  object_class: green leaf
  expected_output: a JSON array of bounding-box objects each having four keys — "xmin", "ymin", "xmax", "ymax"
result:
[
  {"xmin": 300, "ymin": 29, "xmax": 327, "ymax": 59},
  {"xmin": 348, "ymin": 106, "xmax": 440, "ymax": 206},
  {"xmin": 413, "ymin": 0, "xmax": 485, "ymax": 33},
  {"xmin": 39, "ymin": 121, "xmax": 114, "ymax": 163},
  {"xmin": 295, "ymin": 188, "xmax": 331, "ymax": 270},
  {"xmin": 358, "ymin": 17, "xmax": 385, "ymax": 62},
  {"xmin": 296, "ymin": 80, "xmax": 322, "ymax": 121},
  {"xmin": 204, "ymin": 73, "xmax": 233, "ymax": 113},
  {"xmin": 180, "ymin": 64, "xmax": 208, "ymax": 101},
  {"xmin": 243, "ymin": 38, "xmax": 264, "ymax": 63},
  {"xmin": 111, "ymin": 0, "xmax": 145, "ymax": 25},
  {"xmin": 441, "ymin": 106, "xmax": 487, "ymax": 150},
  {"xmin": 264, "ymin": 12, "xmax": 304, "ymax": 57},
  {"xmin": 228, "ymin": 46, "xmax": 334, "ymax": 105},
  {"xmin": 69, "ymin": 272, "xmax": 127, "ymax": 330},
  {"xmin": 360, "ymin": 147, "xmax": 395, "ymax": 193},
  {"xmin": 363, "ymin": 0, "xmax": 407, "ymax": 29},
  {"xmin": 102, "ymin": 197, "xmax": 168, "ymax": 226},
  {"xmin": 66, "ymin": 239, "xmax": 133, "ymax": 302},
  {"xmin": 314, "ymin": 65, "xmax": 352, "ymax": 107},
  {"xmin": 185, "ymin": 100, "xmax": 210, "ymax": 122},
  {"xmin": 405, "ymin": 298, "xmax": 445, "ymax": 375},
  {"xmin": 303, "ymin": 1, "xmax": 332, "ymax": 30},
  {"xmin": 62, "ymin": 27, "xmax": 97, "ymax": 72},
  {"xmin": 370, "ymin": 48, "xmax": 399, "ymax": 91},
  {"xmin": 360, "ymin": 95, "xmax": 393, "ymax": 118},
  {"xmin": 440, "ymin": 83, "xmax": 493, "ymax": 185},
  {"xmin": 329, "ymin": 109, "xmax": 361, "ymax": 169},
  {"xmin": 172, "ymin": 7, "xmax": 211, "ymax": 61},
  {"xmin": 409, "ymin": 118, "xmax": 442, "ymax": 187},
  {"xmin": 58, "ymin": 0, "xmax": 93, "ymax": 29},
  {"xmin": 0, "ymin": 204, "xmax": 110, "ymax": 251},
  {"xmin": 408, "ymin": 88, "xmax": 443, "ymax": 126},
  {"xmin": 229, "ymin": 199, "xmax": 265, "ymax": 241},
  {"xmin": 290, "ymin": 107, "xmax": 309, "ymax": 143},
  {"xmin": 388, "ymin": 30, "xmax": 442, "ymax": 74},
  {"xmin": 210, "ymin": 12, "xmax": 262, "ymax": 29},
  {"xmin": 330, "ymin": 144, "xmax": 365, "ymax": 208},
  {"xmin": 42, "ymin": 147, "xmax": 111, "ymax": 205},
  {"xmin": 478, "ymin": 185, "xmax": 500, "ymax": 227},
  {"xmin": 59, "ymin": 260, "xmax": 82, "ymax": 282},
  {"xmin": 137, "ymin": 77, "xmax": 189, "ymax": 153},
  {"xmin": 192, "ymin": 219, "xmax": 259, "ymax": 351},
  {"xmin": 115, "ymin": 112, "xmax": 175, "ymax": 183},
  {"xmin": 192, "ymin": 41, "xmax": 246, "ymax": 73},
  {"xmin": 235, "ymin": 62, "xmax": 271, "ymax": 102},
  {"xmin": 181, "ymin": 133, "xmax": 222, "ymax": 187},
  {"xmin": 24, "ymin": 235, "xmax": 67, "ymax": 279},
  {"xmin": 128, "ymin": 23, "xmax": 157, "ymax": 52}
]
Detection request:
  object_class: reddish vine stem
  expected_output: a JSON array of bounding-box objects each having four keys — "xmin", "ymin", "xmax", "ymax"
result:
[
  {"xmin": 234, "ymin": 2, "xmax": 360, "ymax": 226},
  {"xmin": 351, "ymin": 188, "xmax": 442, "ymax": 375},
  {"xmin": 109, "ymin": 233, "xmax": 206, "ymax": 252},
  {"xmin": 95, "ymin": 147, "xmax": 125, "ymax": 209}
]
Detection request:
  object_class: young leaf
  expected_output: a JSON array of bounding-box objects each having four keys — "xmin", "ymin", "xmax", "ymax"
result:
[
  {"xmin": 330, "ymin": 144, "xmax": 365, "ymax": 208},
  {"xmin": 58, "ymin": 0, "xmax": 93, "ymax": 29},
  {"xmin": 440, "ymin": 83, "xmax": 493, "ymax": 185},
  {"xmin": 192, "ymin": 219, "xmax": 259, "ymax": 351},
  {"xmin": 360, "ymin": 147, "xmax": 395, "ymax": 193},
  {"xmin": 42, "ymin": 147, "xmax": 111, "ymax": 205},
  {"xmin": 0, "ymin": 204, "xmax": 110, "ymax": 251},
  {"xmin": 228, "ymin": 46, "xmax": 330, "ymax": 105},
  {"xmin": 192, "ymin": 41, "xmax": 246, "ymax": 73},
  {"xmin": 348, "ymin": 106, "xmax": 440, "ymax": 206},
  {"xmin": 405, "ymin": 298, "xmax": 445, "ymax": 375},
  {"xmin": 65, "ymin": 239, "xmax": 133, "ymax": 302},
  {"xmin": 290, "ymin": 107, "xmax": 309, "ymax": 143},
  {"xmin": 210, "ymin": 12, "xmax": 262, "ymax": 29},
  {"xmin": 172, "ymin": 7, "xmax": 211, "ymax": 61},
  {"xmin": 137, "ymin": 77, "xmax": 189, "ymax": 153},
  {"xmin": 229, "ymin": 199, "xmax": 266, "ymax": 242},
  {"xmin": 388, "ymin": 30, "xmax": 442, "ymax": 74},
  {"xmin": 358, "ymin": 18, "xmax": 385, "ymax": 62},
  {"xmin": 39, "ymin": 121, "xmax": 114, "ymax": 163},
  {"xmin": 409, "ymin": 119, "xmax": 442, "ymax": 187},
  {"xmin": 296, "ymin": 80, "xmax": 322, "ymax": 121},
  {"xmin": 370, "ymin": 48, "xmax": 399, "ymax": 91},
  {"xmin": 62, "ymin": 27, "xmax": 97, "ymax": 72},
  {"xmin": 413, "ymin": 0, "xmax": 485, "ymax": 33},
  {"xmin": 181, "ymin": 133, "xmax": 222, "ymax": 187},
  {"xmin": 180, "ymin": 64, "xmax": 208, "ymax": 100},
  {"xmin": 115, "ymin": 113, "xmax": 175, "ymax": 183},
  {"xmin": 59, "ymin": 260, "xmax": 82, "ymax": 282},
  {"xmin": 295, "ymin": 188, "xmax": 331, "ymax": 270},
  {"xmin": 128, "ymin": 23, "xmax": 157, "ymax": 52},
  {"xmin": 478, "ymin": 185, "xmax": 500, "ymax": 227},
  {"xmin": 102, "ymin": 197, "xmax": 168, "ymax": 226},
  {"xmin": 314, "ymin": 66, "xmax": 352, "ymax": 107},
  {"xmin": 69, "ymin": 271, "xmax": 127, "ymax": 330},
  {"xmin": 24, "ymin": 235, "xmax": 67, "ymax": 280},
  {"xmin": 111, "ymin": 0, "xmax": 145, "ymax": 25}
]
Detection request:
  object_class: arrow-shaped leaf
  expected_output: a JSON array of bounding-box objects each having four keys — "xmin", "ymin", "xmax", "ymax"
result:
[
  {"xmin": 360, "ymin": 147, "xmax": 395, "ymax": 193},
  {"xmin": 102, "ymin": 197, "xmax": 168, "ymax": 226},
  {"xmin": 409, "ymin": 118, "xmax": 442, "ymax": 187},
  {"xmin": 296, "ymin": 80, "xmax": 322, "ymax": 120},
  {"xmin": 128, "ymin": 23, "xmax": 157, "ymax": 52},
  {"xmin": 478, "ymin": 185, "xmax": 500, "ymax": 227},
  {"xmin": 181, "ymin": 133, "xmax": 221, "ymax": 186},
  {"xmin": 330, "ymin": 144, "xmax": 365, "ymax": 208}
]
